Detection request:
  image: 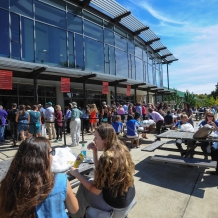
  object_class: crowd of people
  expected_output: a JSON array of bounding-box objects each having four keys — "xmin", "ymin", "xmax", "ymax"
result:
[{"xmin": 0, "ymin": 101, "xmax": 217, "ymax": 146}]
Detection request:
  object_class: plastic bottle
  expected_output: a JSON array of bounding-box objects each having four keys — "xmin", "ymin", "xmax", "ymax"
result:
[
  {"xmin": 196, "ymin": 123, "xmax": 198, "ymax": 128},
  {"xmin": 178, "ymin": 122, "xmax": 181, "ymax": 130},
  {"xmin": 81, "ymin": 143, "xmax": 87, "ymax": 157}
]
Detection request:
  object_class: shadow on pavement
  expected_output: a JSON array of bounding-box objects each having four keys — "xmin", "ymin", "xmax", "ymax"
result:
[{"xmin": 134, "ymin": 155, "xmax": 218, "ymax": 198}]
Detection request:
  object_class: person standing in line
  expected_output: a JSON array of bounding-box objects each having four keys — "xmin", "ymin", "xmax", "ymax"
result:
[
  {"xmin": 0, "ymin": 105, "xmax": 8, "ymax": 143},
  {"xmin": 7, "ymin": 103, "xmax": 18, "ymax": 141},
  {"xmin": 15, "ymin": 105, "xmax": 29, "ymax": 142},
  {"xmin": 89, "ymin": 104, "xmax": 98, "ymax": 132},
  {"xmin": 70, "ymin": 102, "xmax": 82, "ymax": 147},
  {"xmin": 148, "ymin": 108, "xmax": 164, "ymax": 135},
  {"xmin": 54, "ymin": 105, "xmax": 63, "ymax": 142},
  {"xmin": 136, "ymin": 102, "xmax": 142, "ymax": 119},
  {"xmin": 65, "ymin": 104, "xmax": 72, "ymax": 134},
  {"xmin": 28, "ymin": 105, "xmax": 41, "ymax": 137},
  {"xmin": 142, "ymin": 103, "xmax": 146, "ymax": 120},
  {"xmin": 45, "ymin": 102, "xmax": 56, "ymax": 140},
  {"xmin": 81, "ymin": 105, "xmax": 90, "ymax": 133},
  {"xmin": 123, "ymin": 102, "xmax": 128, "ymax": 115}
]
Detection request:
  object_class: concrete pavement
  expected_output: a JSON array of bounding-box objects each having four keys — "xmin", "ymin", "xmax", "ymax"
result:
[{"xmin": 0, "ymin": 127, "xmax": 218, "ymax": 218}]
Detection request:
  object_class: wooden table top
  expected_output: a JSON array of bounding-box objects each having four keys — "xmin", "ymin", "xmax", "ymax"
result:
[{"xmin": 157, "ymin": 130, "xmax": 218, "ymax": 142}]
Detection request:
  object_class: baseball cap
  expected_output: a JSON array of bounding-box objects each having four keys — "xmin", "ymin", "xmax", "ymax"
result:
[{"xmin": 46, "ymin": 102, "xmax": 52, "ymax": 106}]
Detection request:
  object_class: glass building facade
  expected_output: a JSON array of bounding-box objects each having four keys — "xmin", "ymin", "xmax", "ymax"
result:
[{"xmin": 0, "ymin": 0, "xmax": 163, "ymax": 87}]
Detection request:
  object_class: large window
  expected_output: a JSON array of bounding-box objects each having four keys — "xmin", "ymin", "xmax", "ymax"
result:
[
  {"xmin": 11, "ymin": 13, "xmax": 20, "ymax": 60},
  {"xmin": 68, "ymin": 32, "xmax": 75, "ymax": 68},
  {"xmin": 105, "ymin": 45, "xmax": 115, "ymax": 75},
  {"xmin": 83, "ymin": 11, "xmax": 102, "ymax": 26},
  {"xmin": 135, "ymin": 57, "xmax": 143, "ymax": 81},
  {"xmin": 21, "ymin": 17, "xmax": 34, "ymax": 62},
  {"xmin": 104, "ymin": 29, "xmax": 114, "ymax": 45},
  {"xmin": 128, "ymin": 54, "xmax": 136, "ymax": 80},
  {"xmin": 116, "ymin": 49, "xmax": 128, "ymax": 77},
  {"xmin": 10, "ymin": 0, "xmax": 33, "ymax": 18},
  {"xmin": 0, "ymin": 0, "xmax": 9, "ymax": 9},
  {"xmin": 128, "ymin": 40, "xmax": 135, "ymax": 55},
  {"xmin": 148, "ymin": 64, "xmax": 153, "ymax": 84},
  {"xmin": 35, "ymin": 22, "xmax": 67, "ymax": 66},
  {"xmin": 67, "ymin": 13, "xmax": 83, "ymax": 34},
  {"xmin": 67, "ymin": 3, "xmax": 82, "ymax": 16},
  {"xmin": 115, "ymin": 34, "xmax": 127, "ymax": 51},
  {"xmin": 0, "ymin": 9, "xmax": 9, "ymax": 57},
  {"xmin": 35, "ymin": 0, "xmax": 66, "ymax": 29},
  {"xmin": 84, "ymin": 20, "xmax": 103, "ymax": 41},
  {"xmin": 135, "ymin": 45, "xmax": 143, "ymax": 59},
  {"xmin": 156, "ymin": 69, "xmax": 161, "ymax": 87},
  {"xmin": 75, "ymin": 34, "xmax": 84, "ymax": 69},
  {"xmin": 144, "ymin": 62, "xmax": 148, "ymax": 83},
  {"xmin": 85, "ymin": 37, "xmax": 104, "ymax": 73}
]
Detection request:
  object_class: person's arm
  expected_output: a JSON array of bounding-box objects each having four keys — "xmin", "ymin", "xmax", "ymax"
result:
[
  {"xmin": 15, "ymin": 112, "xmax": 19, "ymax": 123},
  {"xmin": 70, "ymin": 168, "xmax": 102, "ymax": 195},
  {"xmin": 188, "ymin": 110, "xmax": 193, "ymax": 119},
  {"xmin": 71, "ymin": 109, "xmax": 75, "ymax": 121},
  {"xmin": 28, "ymin": 114, "xmax": 30, "ymax": 126},
  {"xmin": 65, "ymin": 181, "xmax": 79, "ymax": 214}
]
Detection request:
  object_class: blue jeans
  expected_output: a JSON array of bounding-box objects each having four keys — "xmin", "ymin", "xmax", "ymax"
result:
[{"xmin": 0, "ymin": 125, "xmax": 5, "ymax": 142}]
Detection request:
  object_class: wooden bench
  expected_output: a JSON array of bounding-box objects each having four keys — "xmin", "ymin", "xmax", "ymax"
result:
[
  {"xmin": 118, "ymin": 136, "xmax": 139, "ymax": 143},
  {"xmin": 141, "ymin": 141, "xmax": 165, "ymax": 152},
  {"xmin": 151, "ymin": 155, "xmax": 217, "ymax": 168}
]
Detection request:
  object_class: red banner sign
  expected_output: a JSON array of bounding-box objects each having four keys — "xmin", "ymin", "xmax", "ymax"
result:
[
  {"xmin": 61, "ymin": 77, "xmax": 70, "ymax": 93},
  {"xmin": 0, "ymin": 70, "xmax": 13, "ymax": 90},
  {"xmin": 102, "ymin": 82, "xmax": 108, "ymax": 94},
  {"xmin": 126, "ymin": 85, "xmax": 131, "ymax": 96}
]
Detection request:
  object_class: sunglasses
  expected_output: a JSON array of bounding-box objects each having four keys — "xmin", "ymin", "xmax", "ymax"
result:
[
  {"xmin": 207, "ymin": 115, "xmax": 214, "ymax": 118},
  {"xmin": 49, "ymin": 149, "xmax": 56, "ymax": 156}
]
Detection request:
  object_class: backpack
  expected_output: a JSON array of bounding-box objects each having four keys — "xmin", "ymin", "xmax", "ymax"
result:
[{"xmin": 193, "ymin": 124, "xmax": 213, "ymax": 139}]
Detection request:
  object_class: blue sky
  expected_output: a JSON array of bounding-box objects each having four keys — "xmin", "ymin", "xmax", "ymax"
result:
[{"xmin": 116, "ymin": 0, "xmax": 218, "ymax": 94}]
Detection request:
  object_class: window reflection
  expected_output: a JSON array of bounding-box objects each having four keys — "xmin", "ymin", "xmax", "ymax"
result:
[
  {"xmin": 21, "ymin": 17, "xmax": 34, "ymax": 62},
  {"xmin": 67, "ymin": 3, "xmax": 82, "ymax": 16},
  {"xmin": 84, "ymin": 20, "xmax": 103, "ymax": 41},
  {"xmin": 0, "ymin": 9, "xmax": 9, "ymax": 57},
  {"xmin": 11, "ymin": 42, "xmax": 20, "ymax": 60},
  {"xmin": 104, "ymin": 29, "xmax": 114, "ymax": 45},
  {"xmin": 75, "ymin": 34, "xmax": 84, "ymax": 69},
  {"xmin": 135, "ymin": 46, "xmax": 142, "ymax": 59},
  {"xmin": 83, "ymin": 11, "xmax": 102, "ymax": 26},
  {"xmin": 11, "ymin": 13, "xmax": 20, "ymax": 43},
  {"xmin": 35, "ymin": 0, "xmax": 66, "ymax": 29},
  {"xmin": 148, "ymin": 64, "xmax": 153, "ymax": 84},
  {"xmin": 135, "ymin": 57, "xmax": 143, "ymax": 81},
  {"xmin": 115, "ymin": 34, "xmax": 127, "ymax": 51},
  {"xmin": 156, "ymin": 69, "xmax": 161, "ymax": 87},
  {"xmin": 85, "ymin": 37, "xmax": 104, "ymax": 73},
  {"xmin": 10, "ymin": 0, "xmax": 33, "ymax": 18},
  {"xmin": 68, "ymin": 13, "xmax": 83, "ymax": 34},
  {"xmin": 105, "ymin": 45, "xmax": 115, "ymax": 75},
  {"xmin": 116, "ymin": 49, "xmax": 128, "ymax": 77},
  {"xmin": 0, "ymin": 0, "xmax": 9, "ymax": 9},
  {"xmin": 143, "ymin": 50, "xmax": 147, "ymax": 61},
  {"xmin": 35, "ymin": 22, "xmax": 67, "ymax": 66},
  {"xmin": 144, "ymin": 62, "xmax": 148, "ymax": 83},
  {"xmin": 128, "ymin": 40, "xmax": 134, "ymax": 55},
  {"xmin": 68, "ymin": 32, "xmax": 75, "ymax": 68},
  {"xmin": 40, "ymin": 0, "xmax": 66, "ymax": 10}
]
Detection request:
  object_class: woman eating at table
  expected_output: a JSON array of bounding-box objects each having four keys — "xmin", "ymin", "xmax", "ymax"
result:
[
  {"xmin": 70, "ymin": 124, "xmax": 136, "ymax": 218},
  {"xmin": 0, "ymin": 137, "xmax": 79, "ymax": 218},
  {"xmin": 199, "ymin": 111, "xmax": 218, "ymax": 159}
]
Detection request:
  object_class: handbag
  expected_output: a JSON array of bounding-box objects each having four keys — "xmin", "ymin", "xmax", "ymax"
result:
[
  {"xmin": 193, "ymin": 124, "xmax": 213, "ymax": 139},
  {"xmin": 84, "ymin": 206, "xmax": 113, "ymax": 218}
]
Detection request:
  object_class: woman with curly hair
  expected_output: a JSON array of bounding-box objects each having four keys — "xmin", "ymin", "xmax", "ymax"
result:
[
  {"xmin": 70, "ymin": 123, "xmax": 136, "ymax": 218},
  {"xmin": 0, "ymin": 137, "xmax": 79, "ymax": 218}
]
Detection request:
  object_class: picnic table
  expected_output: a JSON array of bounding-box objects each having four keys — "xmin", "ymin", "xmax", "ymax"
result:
[
  {"xmin": 0, "ymin": 158, "xmax": 94, "ymax": 187},
  {"xmin": 142, "ymin": 130, "xmax": 218, "ymax": 174},
  {"xmin": 194, "ymin": 111, "xmax": 204, "ymax": 121}
]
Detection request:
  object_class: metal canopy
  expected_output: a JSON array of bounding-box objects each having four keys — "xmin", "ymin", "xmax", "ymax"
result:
[{"xmin": 89, "ymin": 0, "xmax": 177, "ymax": 63}]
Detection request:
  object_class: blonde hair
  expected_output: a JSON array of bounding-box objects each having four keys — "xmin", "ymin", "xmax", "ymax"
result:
[
  {"xmin": 180, "ymin": 113, "xmax": 188, "ymax": 119},
  {"xmin": 92, "ymin": 124, "xmax": 135, "ymax": 197},
  {"xmin": 55, "ymin": 105, "xmax": 61, "ymax": 111},
  {"xmin": 91, "ymin": 104, "xmax": 98, "ymax": 113}
]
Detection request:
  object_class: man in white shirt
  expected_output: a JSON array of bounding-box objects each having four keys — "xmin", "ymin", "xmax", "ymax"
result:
[{"xmin": 45, "ymin": 102, "xmax": 56, "ymax": 140}]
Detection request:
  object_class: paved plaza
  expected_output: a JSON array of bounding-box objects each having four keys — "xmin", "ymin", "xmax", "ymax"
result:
[{"xmin": 0, "ymin": 124, "xmax": 218, "ymax": 218}]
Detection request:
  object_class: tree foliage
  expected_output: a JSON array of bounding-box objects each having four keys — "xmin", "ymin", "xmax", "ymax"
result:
[{"xmin": 183, "ymin": 90, "xmax": 196, "ymax": 107}]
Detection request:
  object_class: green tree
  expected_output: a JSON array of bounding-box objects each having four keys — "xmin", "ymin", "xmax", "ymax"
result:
[
  {"xmin": 183, "ymin": 90, "xmax": 196, "ymax": 107},
  {"xmin": 210, "ymin": 83, "xmax": 218, "ymax": 99},
  {"xmin": 164, "ymin": 89, "xmax": 183, "ymax": 108}
]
